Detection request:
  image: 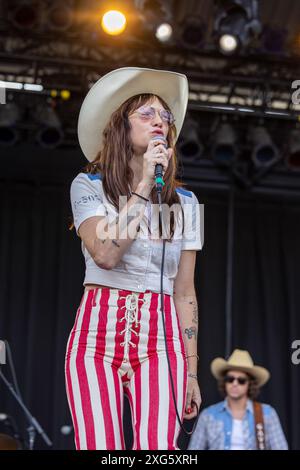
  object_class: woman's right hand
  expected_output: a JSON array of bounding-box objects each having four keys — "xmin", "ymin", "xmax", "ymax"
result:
[{"xmin": 142, "ymin": 137, "xmax": 173, "ymax": 187}]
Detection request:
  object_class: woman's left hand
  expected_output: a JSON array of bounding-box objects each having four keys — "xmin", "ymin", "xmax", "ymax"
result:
[{"xmin": 183, "ymin": 376, "xmax": 202, "ymax": 420}]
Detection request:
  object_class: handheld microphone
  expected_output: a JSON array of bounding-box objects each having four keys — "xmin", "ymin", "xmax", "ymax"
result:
[{"xmin": 151, "ymin": 135, "xmax": 167, "ymax": 193}]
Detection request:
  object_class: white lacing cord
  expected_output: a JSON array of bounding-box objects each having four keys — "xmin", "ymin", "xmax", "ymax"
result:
[{"xmin": 119, "ymin": 294, "xmax": 145, "ymax": 355}]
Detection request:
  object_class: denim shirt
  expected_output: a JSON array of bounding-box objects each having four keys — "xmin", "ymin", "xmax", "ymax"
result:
[
  {"xmin": 188, "ymin": 399, "xmax": 288, "ymax": 450},
  {"xmin": 70, "ymin": 172, "xmax": 203, "ymax": 294}
]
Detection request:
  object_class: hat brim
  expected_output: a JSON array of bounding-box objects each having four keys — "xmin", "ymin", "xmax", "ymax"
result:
[
  {"xmin": 78, "ymin": 67, "xmax": 189, "ymax": 162},
  {"xmin": 211, "ymin": 358, "xmax": 270, "ymax": 387}
]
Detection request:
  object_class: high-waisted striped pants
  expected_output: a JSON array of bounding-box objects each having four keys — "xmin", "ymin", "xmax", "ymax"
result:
[{"xmin": 65, "ymin": 287, "xmax": 187, "ymax": 450}]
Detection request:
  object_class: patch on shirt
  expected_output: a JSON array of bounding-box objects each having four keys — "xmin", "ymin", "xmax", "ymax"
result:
[
  {"xmin": 86, "ymin": 173, "xmax": 102, "ymax": 181},
  {"xmin": 176, "ymin": 187, "xmax": 192, "ymax": 198}
]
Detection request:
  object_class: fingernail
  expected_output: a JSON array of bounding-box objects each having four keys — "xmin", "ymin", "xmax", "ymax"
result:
[{"xmin": 187, "ymin": 408, "xmax": 191, "ymax": 414}]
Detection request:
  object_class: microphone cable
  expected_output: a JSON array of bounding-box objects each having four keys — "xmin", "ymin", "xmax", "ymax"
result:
[
  {"xmin": 156, "ymin": 189, "xmax": 200, "ymax": 437},
  {"xmin": 151, "ymin": 134, "xmax": 200, "ymax": 435}
]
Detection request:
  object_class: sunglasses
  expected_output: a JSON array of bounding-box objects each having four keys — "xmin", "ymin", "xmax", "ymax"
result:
[
  {"xmin": 131, "ymin": 105, "xmax": 175, "ymax": 125},
  {"xmin": 224, "ymin": 375, "xmax": 249, "ymax": 385}
]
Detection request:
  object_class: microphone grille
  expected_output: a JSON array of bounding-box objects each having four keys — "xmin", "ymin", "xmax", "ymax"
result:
[{"xmin": 151, "ymin": 135, "xmax": 167, "ymax": 148}]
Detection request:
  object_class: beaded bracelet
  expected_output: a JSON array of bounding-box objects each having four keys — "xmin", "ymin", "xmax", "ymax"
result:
[{"xmin": 131, "ymin": 191, "xmax": 149, "ymax": 202}]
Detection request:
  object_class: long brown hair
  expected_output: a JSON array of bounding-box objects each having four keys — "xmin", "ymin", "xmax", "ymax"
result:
[{"xmin": 71, "ymin": 93, "xmax": 185, "ymax": 238}]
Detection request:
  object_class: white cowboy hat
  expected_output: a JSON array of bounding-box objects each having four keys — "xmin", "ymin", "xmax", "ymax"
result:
[
  {"xmin": 77, "ymin": 67, "xmax": 189, "ymax": 162},
  {"xmin": 211, "ymin": 349, "xmax": 270, "ymax": 387}
]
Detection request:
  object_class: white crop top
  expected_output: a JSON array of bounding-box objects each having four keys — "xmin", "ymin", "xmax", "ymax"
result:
[{"xmin": 70, "ymin": 172, "xmax": 203, "ymax": 295}]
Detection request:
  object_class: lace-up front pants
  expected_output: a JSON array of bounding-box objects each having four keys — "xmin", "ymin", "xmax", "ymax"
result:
[{"xmin": 65, "ymin": 287, "xmax": 187, "ymax": 450}]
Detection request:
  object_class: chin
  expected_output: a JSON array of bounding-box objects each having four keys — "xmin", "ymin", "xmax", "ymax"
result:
[{"xmin": 233, "ymin": 395, "xmax": 244, "ymax": 400}]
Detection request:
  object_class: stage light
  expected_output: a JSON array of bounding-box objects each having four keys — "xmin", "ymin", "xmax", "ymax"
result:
[
  {"xmin": 101, "ymin": 10, "xmax": 127, "ymax": 36},
  {"xmin": 33, "ymin": 104, "xmax": 64, "ymax": 149},
  {"xmin": 178, "ymin": 117, "xmax": 203, "ymax": 160},
  {"xmin": 214, "ymin": 0, "xmax": 261, "ymax": 55},
  {"xmin": 212, "ymin": 122, "xmax": 237, "ymax": 166},
  {"xmin": 0, "ymin": 80, "xmax": 22, "ymax": 90},
  {"xmin": 134, "ymin": 0, "xmax": 173, "ymax": 40},
  {"xmin": 135, "ymin": 0, "xmax": 171, "ymax": 22},
  {"xmin": 248, "ymin": 125, "xmax": 279, "ymax": 167},
  {"xmin": 0, "ymin": 80, "xmax": 43, "ymax": 92},
  {"xmin": 48, "ymin": 4, "xmax": 73, "ymax": 31},
  {"xmin": 286, "ymin": 129, "xmax": 300, "ymax": 171},
  {"xmin": 219, "ymin": 34, "xmax": 238, "ymax": 53},
  {"xmin": 180, "ymin": 17, "xmax": 206, "ymax": 49},
  {"xmin": 155, "ymin": 23, "xmax": 172, "ymax": 42},
  {"xmin": 23, "ymin": 83, "xmax": 43, "ymax": 92},
  {"xmin": 0, "ymin": 102, "xmax": 21, "ymax": 146},
  {"xmin": 60, "ymin": 90, "xmax": 71, "ymax": 100},
  {"xmin": 11, "ymin": 1, "xmax": 40, "ymax": 30}
]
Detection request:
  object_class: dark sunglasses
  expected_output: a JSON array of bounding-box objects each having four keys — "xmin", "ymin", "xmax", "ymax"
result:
[
  {"xmin": 132, "ymin": 105, "xmax": 175, "ymax": 125},
  {"xmin": 224, "ymin": 375, "xmax": 249, "ymax": 385}
]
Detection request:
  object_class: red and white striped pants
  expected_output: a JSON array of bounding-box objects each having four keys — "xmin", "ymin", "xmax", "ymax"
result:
[{"xmin": 65, "ymin": 287, "xmax": 187, "ymax": 450}]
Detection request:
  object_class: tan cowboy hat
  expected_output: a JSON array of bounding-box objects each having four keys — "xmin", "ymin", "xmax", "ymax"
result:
[
  {"xmin": 211, "ymin": 349, "xmax": 270, "ymax": 387},
  {"xmin": 78, "ymin": 67, "xmax": 189, "ymax": 162}
]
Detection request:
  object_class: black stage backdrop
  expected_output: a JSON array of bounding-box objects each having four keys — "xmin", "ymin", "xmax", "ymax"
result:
[{"xmin": 0, "ymin": 144, "xmax": 299, "ymax": 450}]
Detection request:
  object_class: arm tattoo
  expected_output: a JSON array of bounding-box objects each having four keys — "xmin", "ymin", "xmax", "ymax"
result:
[
  {"xmin": 192, "ymin": 302, "xmax": 198, "ymax": 325},
  {"xmin": 184, "ymin": 327, "xmax": 197, "ymax": 340},
  {"xmin": 112, "ymin": 239, "xmax": 121, "ymax": 248},
  {"xmin": 174, "ymin": 294, "xmax": 199, "ymax": 325}
]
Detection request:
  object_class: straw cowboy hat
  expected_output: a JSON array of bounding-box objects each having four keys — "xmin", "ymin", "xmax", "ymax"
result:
[
  {"xmin": 78, "ymin": 67, "xmax": 189, "ymax": 162},
  {"xmin": 211, "ymin": 349, "xmax": 270, "ymax": 387}
]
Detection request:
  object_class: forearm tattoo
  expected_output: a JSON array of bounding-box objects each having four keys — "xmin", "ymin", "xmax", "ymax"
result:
[
  {"xmin": 184, "ymin": 327, "xmax": 197, "ymax": 340},
  {"xmin": 174, "ymin": 294, "xmax": 199, "ymax": 325},
  {"xmin": 191, "ymin": 302, "xmax": 198, "ymax": 325}
]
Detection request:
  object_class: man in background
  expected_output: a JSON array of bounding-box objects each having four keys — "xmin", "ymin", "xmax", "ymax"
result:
[{"xmin": 188, "ymin": 349, "xmax": 288, "ymax": 450}]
